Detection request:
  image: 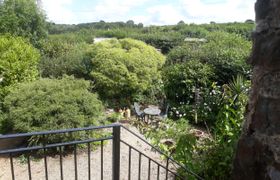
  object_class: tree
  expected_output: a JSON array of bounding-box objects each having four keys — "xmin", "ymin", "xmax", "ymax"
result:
[
  {"xmin": 245, "ymin": 19, "xmax": 254, "ymax": 24},
  {"xmin": 0, "ymin": 35, "xmax": 40, "ymax": 96},
  {"xmin": 126, "ymin": 20, "xmax": 135, "ymax": 26},
  {"xmin": 177, "ymin": 20, "xmax": 185, "ymax": 25},
  {"xmin": 137, "ymin": 23, "xmax": 144, "ymax": 28},
  {"xmin": 90, "ymin": 38, "xmax": 165, "ymax": 106},
  {"xmin": 0, "ymin": 0, "xmax": 47, "ymax": 46}
]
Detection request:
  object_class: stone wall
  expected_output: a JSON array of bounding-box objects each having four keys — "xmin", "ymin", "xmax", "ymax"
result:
[{"xmin": 232, "ymin": 0, "xmax": 280, "ymax": 179}]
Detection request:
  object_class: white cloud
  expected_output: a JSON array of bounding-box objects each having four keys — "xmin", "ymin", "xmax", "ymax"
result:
[
  {"xmin": 41, "ymin": 0, "xmax": 256, "ymax": 25},
  {"xmin": 42, "ymin": 0, "xmax": 75, "ymax": 24},
  {"xmin": 75, "ymin": 0, "xmax": 148, "ymax": 22},
  {"xmin": 180, "ymin": 0, "xmax": 255, "ymax": 23},
  {"xmin": 132, "ymin": 0, "xmax": 255, "ymax": 26},
  {"xmin": 146, "ymin": 5, "xmax": 185, "ymax": 25},
  {"xmin": 42, "ymin": 0, "xmax": 150, "ymax": 24}
]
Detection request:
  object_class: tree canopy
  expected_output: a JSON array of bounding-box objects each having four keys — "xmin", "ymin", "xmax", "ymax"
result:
[
  {"xmin": 0, "ymin": 0, "xmax": 47, "ymax": 46},
  {"xmin": 90, "ymin": 38, "xmax": 165, "ymax": 105}
]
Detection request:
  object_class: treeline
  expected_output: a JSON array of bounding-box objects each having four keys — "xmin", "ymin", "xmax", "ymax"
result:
[
  {"xmin": 48, "ymin": 20, "xmax": 144, "ymax": 34},
  {"xmin": 47, "ymin": 21, "xmax": 254, "ymax": 54}
]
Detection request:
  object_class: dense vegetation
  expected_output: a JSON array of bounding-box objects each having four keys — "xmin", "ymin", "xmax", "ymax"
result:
[
  {"xmin": 0, "ymin": 0, "xmax": 255, "ymax": 178},
  {"xmin": 90, "ymin": 38, "xmax": 165, "ymax": 106},
  {"xmin": 0, "ymin": 0, "xmax": 47, "ymax": 46},
  {"xmin": 0, "ymin": 35, "xmax": 40, "ymax": 97},
  {"xmin": 0, "ymin": 76, "xmax": 104, "ymax": 133}
]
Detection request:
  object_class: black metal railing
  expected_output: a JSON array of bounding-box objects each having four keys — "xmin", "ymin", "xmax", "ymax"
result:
[{"xmin": 0, "ymin": 124, "xmax": 203, "ymax": 180}]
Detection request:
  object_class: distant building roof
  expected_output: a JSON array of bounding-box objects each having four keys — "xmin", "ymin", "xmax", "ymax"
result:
[
  {"xmin": 93, "ymin": 37, "xmax": 113, "ymax": 43},
  {"xmin": 184, "ymin": 37, "xmax": 207, "ymax": 43}
]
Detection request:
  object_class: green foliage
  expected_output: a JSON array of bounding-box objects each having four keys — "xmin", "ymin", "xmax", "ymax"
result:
[
  {"xmin": 142, "ymin": 119, "xmax": 202, "ymax": 179},
  {"xmin": 0, "ymin": 76, "xmax": 104, "ymax": 137},
  {"xmin": 198, "ymin": 75, "xmax": 249, "ymax": 179},
  {"xmin": 163, "ymin": 60, "xmax": 217, "ymax": 124},
  {"xmin": 132, "ymin": 31, "xmax": 185, "ymax": 54},
  {"xmin": 107, "ymin": 112, "xmax": 123, "ymax": 123},
  {"xmin": 143, "ymin": 75, "xmax": 249, "ymax": 179},
  {"xmin": 175, "ymin": 25, "xmax": 209, "ymax": 38},
  {"xmin": 166, "ymin": 43, "xmax": 202, "ymax": 65},
  {"xmin": 0, "ymin": 35, "xmax": 40, "ymax": 96},
  {"xmin": 203, "ymin": 22, "xmax": 254, "ymax": 40},
  {"xmin": 167, "ymin": 31, "xmax": 251, "ymax": 85},
  {"xmin": 0, "ymin": 0, "xmax": 47, "ymax": 46},
  {"xmin": 39, "ymin": 40, "xmax": 92, "ymax": 79},
  {"xmin": 90, "ymin": 38, "xmax": 165, "ymax": 106},
  {"xmin": 200, "ymin": 32, "xmax": 251, "ymax": 85}
]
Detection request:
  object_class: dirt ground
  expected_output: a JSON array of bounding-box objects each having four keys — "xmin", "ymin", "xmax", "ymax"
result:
[{"xmin": 0, "ymin": 124, "xmax": 178, "ymax": 180}]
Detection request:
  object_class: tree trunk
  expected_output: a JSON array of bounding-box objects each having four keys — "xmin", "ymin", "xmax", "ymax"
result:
[{"xmin": 232, "ymin": 0, "xmax": 280, "ymax": 179}]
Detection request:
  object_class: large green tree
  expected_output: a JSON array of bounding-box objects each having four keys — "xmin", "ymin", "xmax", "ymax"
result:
[
  {"xmin": 90, "ymin": 38, "xmax": 165, "ymax": 105},
  {"xmin": 0, "ymin": 0, "xmax": 47, "ymax": 46}
]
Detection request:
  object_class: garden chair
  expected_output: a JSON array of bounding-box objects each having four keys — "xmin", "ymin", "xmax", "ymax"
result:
[
  {"xmin": 133, "ymin": 102, "xmax": 145, "ymax": 120},
  {"xmin": 159, "ymin": 104, "xmax": 169, "ymax": 120}
]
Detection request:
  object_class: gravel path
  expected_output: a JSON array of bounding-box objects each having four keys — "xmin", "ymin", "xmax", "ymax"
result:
[{"xmin": 0, "ymin": 124, "xmax": 178, "ymax": 180}]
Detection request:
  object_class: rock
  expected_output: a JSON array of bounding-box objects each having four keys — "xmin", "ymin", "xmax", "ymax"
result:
[{"xmin": 232, "ymin": 0, "xmax": 280, "ymax": 179}]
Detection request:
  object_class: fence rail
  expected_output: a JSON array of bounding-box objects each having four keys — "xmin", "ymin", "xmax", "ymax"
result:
[{"xmin": 0, "ymin": 124, "xmax": 203, "ymax": 180}]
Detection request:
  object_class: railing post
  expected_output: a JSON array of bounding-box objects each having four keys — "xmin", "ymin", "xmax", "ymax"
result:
[{"xmin": 112, "ymin": 125, "xmax": 120, "ymax": 180}]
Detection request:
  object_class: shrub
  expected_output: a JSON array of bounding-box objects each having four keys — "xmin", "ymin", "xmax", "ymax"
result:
[
  {"xmin": 0, "ymin": 76, "xmax": 105, "ymax": 145},
  {"xmin": 198, "ymin": 75, "xmax": 249, "ymax": 179},
  {"xmin": 166, "ymin": 31, "xmax": 251, "ymax": 85},
  {"xmin": 90, "ymin": 38, "xmax": 165, "ymax": 106},
  {"xmin": 166, "ymin": 43, "xmax": 202, "ymax": 65},
  {"xmin": 39, "ymin": 41, "xmax": 92, "ymax": 79},
  {"xmin": 162, "ymin": 60, "xmax": 217, "ymax": 124},
  {"xmin": 142, "ymin": 118, "xmax": 201, "ymax": 179},
  {"xmin": 0, "ymin": 35, "xmax": 40, "ymax": 97},
  {"xmin": 201, "ymin": 31, "xmax": 251, "ymax": 85},
  {"xmin": 132, "ymin": 32, "xmax": 185, "ymax": 54}
]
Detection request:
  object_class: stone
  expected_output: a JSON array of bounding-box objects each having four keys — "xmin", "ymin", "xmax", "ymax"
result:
[{"xmin": 232, "ymin": 0, "xmax": 280, "ymax": 179}]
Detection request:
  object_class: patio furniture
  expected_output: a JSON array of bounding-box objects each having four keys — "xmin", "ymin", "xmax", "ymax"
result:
[
  {"xmin": 133, "ymin": 102, "xmax": 145, "ymax": 120},
  {"xmin": 144, "ymin": 106, "xmax": 161, "ymax": 123},
  {"xmin": 159, "ymin": 104, "xmax": 169, "ymax": 120}
]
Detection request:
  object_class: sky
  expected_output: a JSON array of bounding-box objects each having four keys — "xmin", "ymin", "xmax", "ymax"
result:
[{"xmin": 41, "ymin": 0, "xmax": 256, "ymax": 26}]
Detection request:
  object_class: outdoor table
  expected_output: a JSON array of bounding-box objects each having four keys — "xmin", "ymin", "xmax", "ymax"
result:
[{"xmin": 144, "ymin": 107, "xmax": 161, "ymax": 123}]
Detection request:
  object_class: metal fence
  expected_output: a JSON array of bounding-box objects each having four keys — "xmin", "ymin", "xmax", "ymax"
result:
[{"xmin": 0, "ymin": 124, "xmax": 202, "ymax": 180}]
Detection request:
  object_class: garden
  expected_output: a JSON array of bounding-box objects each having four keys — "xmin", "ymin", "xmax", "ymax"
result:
[{"xmin": 0, "ymin": 0, "xmax": 254, "ymax": 179}]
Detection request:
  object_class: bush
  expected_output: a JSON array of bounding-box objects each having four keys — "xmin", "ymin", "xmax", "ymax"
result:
[
  {"xmin": 166, "ymin": 43, "xmax": 202, "ymax": 65},
  {"xmin": 162, "ymin": 60, "xmax": 217, "ymax": 124},
  {"xmin": 201, "ymin": 31, "xmax": 251, "ymax": 85},
  {"xmin": 197, "ymin": 75, "xmax": 249, "ymax": 179},
  {"xmin": 0, "ymin": 35, "xmax": 40, "ymax": 97},
  {"xmin": 39, "ymin": 41, "xmax": 92, "ymax": 79},
  {"xmin": 0, "ymin": 76, "xmax": 105, "ymax": 142},
  {"xmin": 132, "ymin": 32, "xmax": 185, "ymax": 54},
  {"xmin": 166, "ymin": 31, "xmax": 251, "ymax": 85},
  {"xmin": 90, "ymin": 38, "xmax": 165, "ymax": 106}
]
